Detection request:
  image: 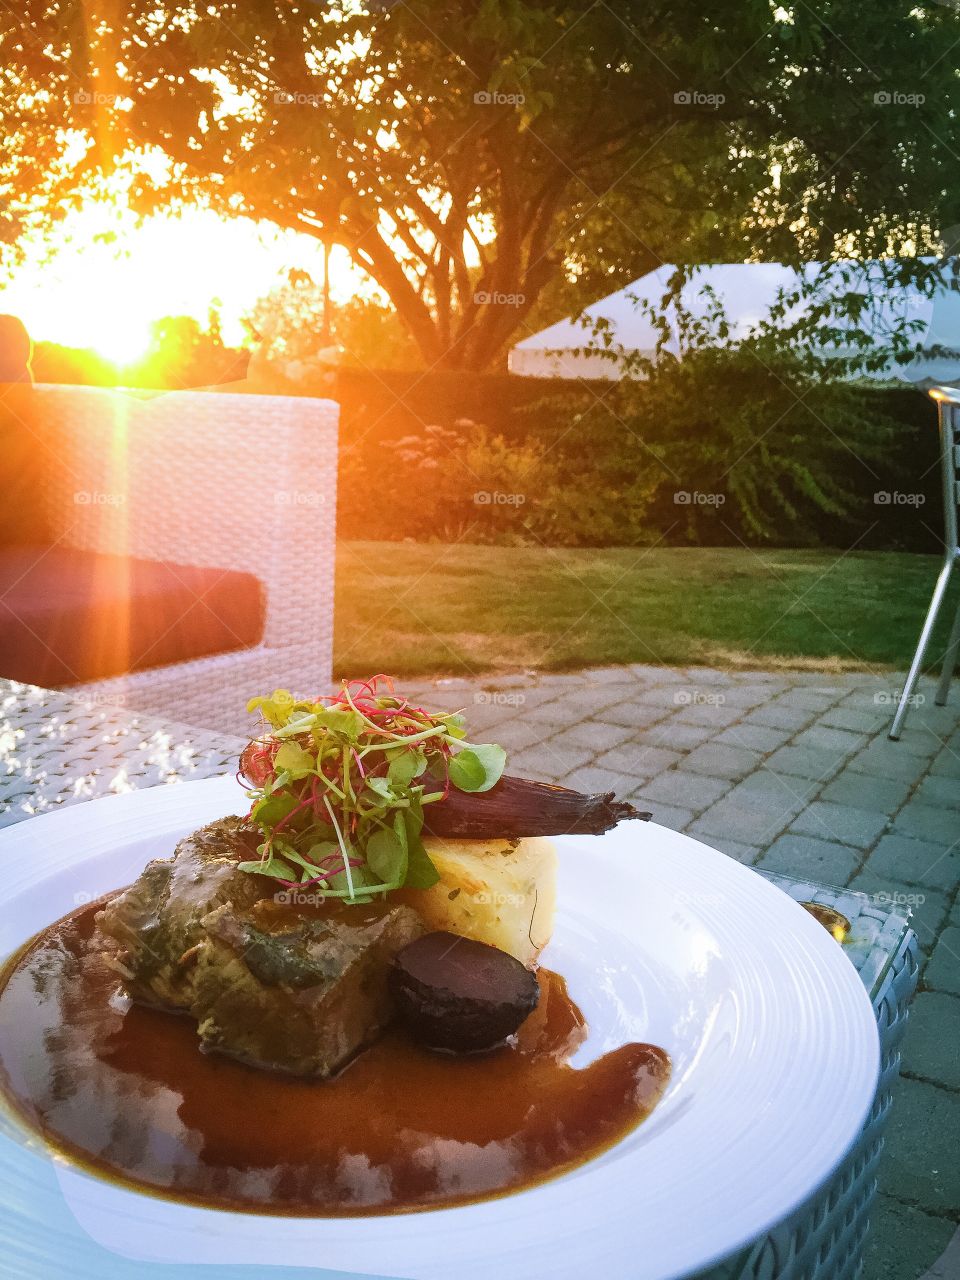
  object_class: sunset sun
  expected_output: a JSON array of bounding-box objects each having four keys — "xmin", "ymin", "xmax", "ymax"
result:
[{"xmin": 1, "ymin": 187, "xmax": 367, "ymax": 369}]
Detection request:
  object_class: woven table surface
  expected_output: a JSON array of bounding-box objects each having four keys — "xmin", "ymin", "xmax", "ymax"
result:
[{"xmin": 0, "ymin": 680, "xmax": 246, "ymax": 829}]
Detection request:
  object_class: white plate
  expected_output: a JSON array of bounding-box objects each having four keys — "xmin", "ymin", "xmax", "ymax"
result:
[{"xmin": 0, "ymin": 775, "xmax": 879, "ymax": 1280}]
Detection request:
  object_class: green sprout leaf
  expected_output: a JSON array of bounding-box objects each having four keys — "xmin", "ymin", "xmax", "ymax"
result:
[
  {"xmin": 387, "ymin": 747, "xmax": 426, "ymax": 787},
  {"xmin": 448, "ymin": 743, "xmax": 507, "ymax": 793},
  {"xmin": 366, "ymin": 826, "xmax": 407, "ymax": 884},
  {"xmin": 273, "ymin": 741, "xmax": 316, "ymax": 780},
  {"xmin": 237, "ymin": 855, "xmax": 298, "ymax": 880}
]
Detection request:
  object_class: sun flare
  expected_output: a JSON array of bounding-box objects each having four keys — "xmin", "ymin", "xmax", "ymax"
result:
[{"xmin": 0, "ymin": 187, "xmax": 369, "ymax": 367}]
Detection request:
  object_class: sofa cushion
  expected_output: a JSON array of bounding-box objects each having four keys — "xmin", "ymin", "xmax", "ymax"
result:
[
  {"xmin": 0, "ymin": 387, "xmax": 51, "ymax": 549},
  {"xmin": 0, "ymin": 546, "xmax": 265, "ymax": 685}
]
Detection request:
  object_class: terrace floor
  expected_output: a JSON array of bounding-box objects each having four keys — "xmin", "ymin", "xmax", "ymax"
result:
[{"xmin": 392, "ymin": 662, "xmax": 960, "ymax": 1280}]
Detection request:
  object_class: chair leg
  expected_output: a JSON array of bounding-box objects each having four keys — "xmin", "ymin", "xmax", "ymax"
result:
[
  {"xmin": 935, "ymin": 592, "xmax": 960, "ymax": 706},
  {"xmin": 890, "ymin": 560, "xmax": 955, "ymax": 739}
]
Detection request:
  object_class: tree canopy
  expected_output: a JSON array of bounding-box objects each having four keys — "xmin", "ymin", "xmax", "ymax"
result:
[{"xmin": 3, "ymin": 0, "xmax": 960, "ymax": 369}]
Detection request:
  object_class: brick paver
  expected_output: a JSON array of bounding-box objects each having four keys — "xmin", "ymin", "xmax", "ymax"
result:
[{"xmin": 407, "ymin": 662, "xmax": 960, "ymax": 1279}]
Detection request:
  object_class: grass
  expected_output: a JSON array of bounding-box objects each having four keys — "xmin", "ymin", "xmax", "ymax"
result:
[{"xmin": 334, "ymin": 541, "xmax": 959, "ymax": 680}]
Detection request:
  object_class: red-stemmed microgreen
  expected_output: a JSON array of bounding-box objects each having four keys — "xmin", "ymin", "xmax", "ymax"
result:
[{"xmin": 237, "ymin": 676, "xmax": 507, "ymax": 904}]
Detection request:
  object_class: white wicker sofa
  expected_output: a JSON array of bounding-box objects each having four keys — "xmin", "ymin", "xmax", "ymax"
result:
[{"xmin": 19, "ymin": 384, "xmax": 339, "ymax": 735}]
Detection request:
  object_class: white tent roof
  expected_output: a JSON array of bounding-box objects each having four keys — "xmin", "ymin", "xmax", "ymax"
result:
[{"xmin": 508, "ymin": 260, "xmax": 960, "ymax": 384}]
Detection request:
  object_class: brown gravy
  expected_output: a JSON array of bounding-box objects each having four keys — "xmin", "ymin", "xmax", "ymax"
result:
[{"xmin": 0, "ymin": 900, "xmax": 670, "ymax": 1216}]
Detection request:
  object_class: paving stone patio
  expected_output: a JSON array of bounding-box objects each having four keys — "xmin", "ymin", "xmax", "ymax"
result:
[{"xmin": 395, "ymin": 662, "xmax": 960, "ymax": 1280}]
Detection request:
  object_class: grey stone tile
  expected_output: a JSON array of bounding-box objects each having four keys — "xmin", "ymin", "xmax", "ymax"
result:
[
  {"xmin": 819, "ymin": 771, "xmax": 914, "ymax": 816},
  {"xmin": 765, "ymin": 745, "xmax": 844, "ymax": 781},
  {"xmin": 924, "ymin": 926, "xmax": 960, "ymax": 995},
  {"xmin": 688, "ymin": 799, "xmax": 793, "ymax": 847},
  {"xmin": 682, "ymin": 743, "xmax": 765, "ymax": 781},
  {"xmin": 819, "ymin": 705, "xmax": 888, "ymax": 734},
  {"xmin": 543, "ymin": 685, "xmax": 641, "ymax": 718},
  {"xmin": 505, "ymin": 743, "xmax": 593, "ymax": 783},
  {"xmin": 596, "ymin": 702, "xmax": 672, "ymax": 731},
  {"xmin": 931, "ymin": 746, "xmax": 960, "ymax": 778},
  {"xmin": 758, "ymin": 834, "xmax": 862, "ymax": 884},
  {"xmin": 633, "ymin": 684, "xmax": 700, "ymax": 709},
  {"xmin": 880, "ymin": 1076, "xmax": 960, "ymax": 1215},
  {"xmin": 863, "ymin": 1194, "xmax": 956, "ymax": 1280},
  {"xmin": 679, "ymin": 665, "xmax": 735, "ymax": 685},
  {"xmin": 773, "ymin": 689, "xmax": 843, "ymax": 712},
  {"xmin": 848, "ymin": 742, "xmax": 931, "ymax": 783},
  {"xmin": 788, "ymin": 801, "xmax": 889, "ymax": 850},
  {"xmin": 531, "ymin": 740, "xmax": 598, "ymax": 775},
  {"xmin": 916, "ymin": 774, "xmax": 960, "ymax": 810},
  {"xmin": 517, "ymin": 698, "xmax": 573, "ymax": 727},
  {"xmin": 713, "ymin": 722, "xmax": 794, "ymax": 754},
  {"xmin": 694, "ymin": 835, "xmax": 763, "ymax": 864},
  {"xmin": 863, "ymin": 834, "xmax": 960, "ymax": 893},
  {"xmin": 706, "ymin": 683, "xmax": 778, "ymax": 709},
  {"xmin": 640, "ymin": 770, "xmax": 731, "ymax": 811},
  {"xmin": 892, "ymin": 802, "xmax": 960, "ymax": 846},
  {"xmin": 674, "ymin": 701, "xmax": 743, "ymax": 728},
  {"xmin": 901, "ymin": 992, "xmax": 960, "ymax": 1090},
  {"xmin": 561, "ymin": 765, "xmax": 642, "ymax": 797},
  {"xmin": 723, "ymin": 770, "xmax": 815, "ymax": 813},
  {"xmin": 627, "ymin": 798, "xmax": 696, "ymax": 832},
  {"xmin": 487, "ymin": 716, "xmax": 555, "ymax": 753},
  {"xmin": 892, "ymin": 727, "xmax": 946, "ymax": 759},
  {"xmin": 580, "ymin": 665, "xmax": 641, "ymax": 684},
  {"xmin": 534, "ymin": 672, "xmax": 591, "ymax": 687},
  {"xmin": 592, "ymin": 742, "xmax": 683, "ymax": 783},
  {"xmin": 632, "ymin": 721, "xmax": 717, "ymax": 751},
  {"xmin": 743, "ymin": 703, "xmax": 815, "ymax": 732},
  {"xmin": 790, "ymin": 725, "xmax": 867, "ymax": 755},
  {"xmin": 547, "ymin": 720, "xmax": 634, "ymax": 754}
]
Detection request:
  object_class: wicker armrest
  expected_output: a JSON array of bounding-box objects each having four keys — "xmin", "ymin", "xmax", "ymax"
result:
[{"xmin": 32, "ymin": 384, "xmax": 339, "ymax": 651}]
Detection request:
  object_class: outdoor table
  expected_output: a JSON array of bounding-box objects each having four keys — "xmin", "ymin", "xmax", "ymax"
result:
[{"xmin": 0, "ymin": 679, "xmax": 919, "ymax": 1280}]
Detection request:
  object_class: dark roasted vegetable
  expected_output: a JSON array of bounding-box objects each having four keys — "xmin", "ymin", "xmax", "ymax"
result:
[
  {"xmin": 424, "ymin": 774, "xmax": 650, "ymax": 839},
  {"xmin": 390, "ymin": 930, "xmax": 541, "ymax": 1053}
]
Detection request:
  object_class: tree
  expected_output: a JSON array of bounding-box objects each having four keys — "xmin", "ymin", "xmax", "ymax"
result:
[{"xmin": 3, "ymin": 0, "xmax": 960, "ymax": 369}]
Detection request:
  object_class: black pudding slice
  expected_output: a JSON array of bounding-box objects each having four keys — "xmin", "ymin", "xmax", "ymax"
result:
[{"xmin": 390, "ymin": 931, "xmax": 540, "ymax": 1053}]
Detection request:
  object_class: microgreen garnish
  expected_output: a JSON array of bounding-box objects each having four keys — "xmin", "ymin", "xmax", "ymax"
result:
[{"xmin": 237, "ymin": 676, "xmax": 507, "ymax": 904}]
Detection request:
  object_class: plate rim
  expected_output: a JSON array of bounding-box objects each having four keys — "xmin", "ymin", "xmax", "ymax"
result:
[{"xmin": 0, "ymin": 775, "xmax": 881, "ymax": 1280}]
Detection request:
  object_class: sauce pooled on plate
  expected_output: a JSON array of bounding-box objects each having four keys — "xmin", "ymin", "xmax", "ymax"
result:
[{"xmin": 0, "ymin": 899, "xmax": 670, "ymax": 1215}]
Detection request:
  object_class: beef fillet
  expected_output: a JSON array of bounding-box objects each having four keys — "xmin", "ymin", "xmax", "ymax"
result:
[{"xmin": 96, "ymin": 817, "xmax": 423, "ymax": 1078}]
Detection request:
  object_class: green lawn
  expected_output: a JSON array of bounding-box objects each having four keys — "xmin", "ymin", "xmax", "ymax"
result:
[{"xmin": 334, "ymin": 541, "xmax": 957, "ymax": 679}]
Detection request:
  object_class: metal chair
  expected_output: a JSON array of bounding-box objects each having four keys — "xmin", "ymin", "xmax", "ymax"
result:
[{"xmin": 889, "ymin": 385, "xmax": 960, "ymax": 739}]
